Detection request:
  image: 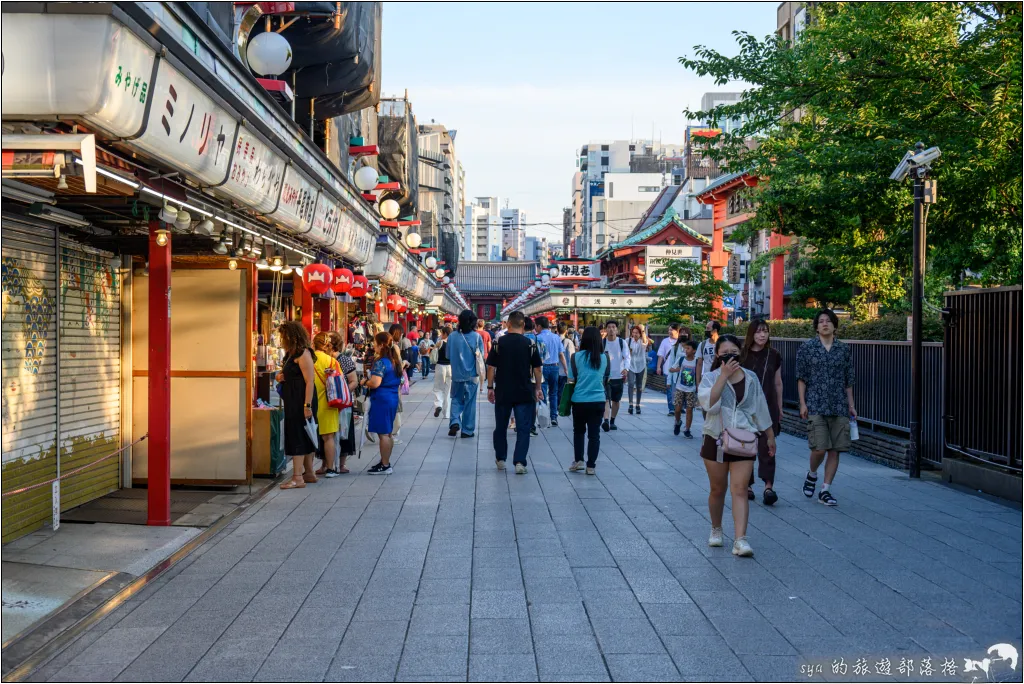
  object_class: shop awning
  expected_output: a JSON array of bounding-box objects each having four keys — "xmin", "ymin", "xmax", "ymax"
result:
[
  {"xmin": 365, "ymin": 235, "xmax": 435, "ymax": 303},
  {"xmin": 514, "ymin": 289, "xmax": 658, "ymax": 317},
  {"xmin": 0, "ymin": 8, "xmax": 378, "ymax": 265}
]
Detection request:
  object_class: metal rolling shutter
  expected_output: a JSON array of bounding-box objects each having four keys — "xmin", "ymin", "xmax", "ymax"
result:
[
  {"xmin": 1, "ymin": 218, "xmax": 58, "ymax": 542},
  {"xmin": 58, "ymin": 237, "xmax": 121, "ymax": 511}
]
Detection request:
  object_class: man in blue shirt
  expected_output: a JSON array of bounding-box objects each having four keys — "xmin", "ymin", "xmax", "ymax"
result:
[
  {"xmin": 446, "ymin": 310, "xmax": 485, "ymax": 438},
  {"xmin": 535, "ymin": 317, "xmax": 567, "ymax": 427}
]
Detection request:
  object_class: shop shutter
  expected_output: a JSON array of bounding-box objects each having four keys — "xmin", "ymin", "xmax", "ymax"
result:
[
  {"xmin": 58, "ymin": 237, "xmax": 121, "ymax": 510},
  {"xmin": 1, "ymin": 218, "xmax": 59, "ymax": 542}
]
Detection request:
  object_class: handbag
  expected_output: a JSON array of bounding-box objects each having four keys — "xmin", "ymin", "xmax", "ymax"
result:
[
  {"xmin": 558, "ymin": 382, "xmax": 574, "ymax": 417},
  {"xmin": 316, "ymin": 360, "xmax": 352, "ymax": 410},
  {"xmin": 400, "ymin": 371, "xmax": 411, "ymax": 396},
  {"xmin": 718, "ymin": 380, "xmax": 759, "ymax": 458}
]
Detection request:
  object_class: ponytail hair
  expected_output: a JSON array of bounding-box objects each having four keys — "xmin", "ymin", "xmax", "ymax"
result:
[{"xmin": 374, "ymin": 331, "xmax": 404, "ymax": 378}]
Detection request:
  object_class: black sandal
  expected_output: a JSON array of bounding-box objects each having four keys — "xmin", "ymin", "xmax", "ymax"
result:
[
  {"xmin": 802, "ymin": 474, "xmax": 817, "ymax": 498},
  {"xmin": 763, "ymin": 488, "xmax": 778, "ymax": 506}
]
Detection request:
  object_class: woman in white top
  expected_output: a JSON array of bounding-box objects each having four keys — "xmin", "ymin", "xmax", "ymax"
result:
[
  {"xmin": 626, "ymin": 325, "xmax": 649, "ymax": 415},
  {"xmin": 697, "ymin": 334, "xmax": 776, "ymax": 558}
]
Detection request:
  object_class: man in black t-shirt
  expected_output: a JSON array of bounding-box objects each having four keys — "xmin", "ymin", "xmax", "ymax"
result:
[{"xmin": 486, "ymin": 311, "xmax": 543, "ymax": 474}]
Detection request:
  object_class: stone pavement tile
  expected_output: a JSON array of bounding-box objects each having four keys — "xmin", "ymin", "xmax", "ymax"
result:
[
  {"xmin": 184, "ymin": 655, "xmax": 262, "ymax": 682},
  {"xmin": 415, "ymin": 577, "xmax": 471, "ymax": 605},
  {"xmin": 472, "ymin": 545, "xmax": 520, "ymax": 568},
  {"xmin": 572, "ymin": 566, "xmax": 630, "ymax": 592},
  {"xmin": 528, "ymin": 602, "xmax": 591, "ymax": 635},
  {"xmin": 471, "ymin": 589, "xmax": 528, "ymax": 619},
  {"xmin": 282, "ymin": 597, "xmax": 358, "ymax": 639},
  {"xmin": 468, "ymin": 654, "xmax": 538, "ymax": 682},
  {"xmin": 544, "ymin": 675, "xmax": 612, "ymax": 683},
  {"xmin": 48, "ymin": 663, "xmax": 128, "ymax": 682},
  {"xmin": 739, "ymin": 654, "xmax": 808, "ymax": 683},
  {"xmin": 470, "ymin": 618, "xmax": 533, "ymax": 654},
  {"xmin": 663, "ymin": 635, "xmax": 753, "ymax": 680},
  {"xmin": 642, "ymin": 603, "xmax": 720, "ymax": 636},
  {"xmin": 524, "ymin": 576, "xmax": 582, "ymax": 604},
  {"xmin": 423, "ymin": 554, "xmax": 473, "ymax": 579},
  {"xmin": 114, "ymin": 637, "xmax": 211, "ymax": 683},
  {"xmin": 70, "ymin": 626, "xmax": 167, "ymax": 666},
  {"xmin": 253, "ymin": 651, "xmax": 334, "ymax": 682},
  {"xmin": 113, "ymin": 594, "xmax": 200, "ymax": 630},
  {"xmin": 516, "ymin": 537, "xmax": 565, "ymax": 557},
  {"xmin": 398, "ymin": 634, "xmax": 468, "ymax": 677},
  {"xmin": 581, "ymin": 590, "xmax": 647, "ymax": 619},
  {"xmin": 326, "ymin": 652, "xmax": 401, "ymax": 682},
  {"xmin": 627, "ymin": 576, "xmax": 694, "ymax": 604},
  {"xmin": 352, "ymin": 590, "xmax": 416, "ymax": 622},
  {"xmin": 408, "ymin": 603, "xmax": 470, "ymax": 635},
  {"xmin": 591, "ymin": 617, "xmax": 666, "ymax": 654},
  {"xmin": 534, "ymin": 644, "xmax": 607, "ymax": 680},
  {"xmin": 520, "ymin": 555, "xmax": 574, "ymax": 580},
  {"xmin": 711, "ymin": 616, "xmax": 798, "ymax": 655},
  {"xmin": 471, "ymin": 566, "xmax": 525, "ymax": 591},
  {"xmin": 605, "ymin": 653, "xmax": 681, "ymax": 682}
]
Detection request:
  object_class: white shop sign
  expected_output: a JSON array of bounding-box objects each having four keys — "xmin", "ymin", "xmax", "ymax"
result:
[
  {"xmin": 576, "ymin": 294, "xmax": 653, "ymax": 309},
  {"xmin": 553, "ymin": 261, "xmax": 600, "ymax": 281},
  {"xmin": 647, "ymin": 245, "xmax": 702, "ymax": 285},
  {"xmin": 271, "ymin": 165, "xmax": 318, "ymax": 235},
  {"xmin": 224, "ymin": 127, "xmax": 286, "ymax": 213},
  {"xmin": 309, "ymin": 192, "xmax": 343, "ymax": 247}
]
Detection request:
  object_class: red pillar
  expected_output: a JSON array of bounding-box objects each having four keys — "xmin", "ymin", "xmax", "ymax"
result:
[
  {"xmin": 708, "ymin": 199, "xmax": 730, "ymax": 318},
  {"xmin": 147, "ymin": 220, "xmax": 171, "ymax": 526},
  {"xmin": 316, "ymin": 298, "xmax": 331, "ymax": 333},
  {"xmin": 296, "ymin": 273, "xmax": 313, "ymax": 334},
  {"xmin": 769, "ymin": 233, "xmax": 790, "ymax": 320}
]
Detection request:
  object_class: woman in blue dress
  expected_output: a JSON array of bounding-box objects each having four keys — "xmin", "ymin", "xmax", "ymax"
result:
[{"xmin": 361, "ymin": 331, "xmax": 403, "ymax": 474}]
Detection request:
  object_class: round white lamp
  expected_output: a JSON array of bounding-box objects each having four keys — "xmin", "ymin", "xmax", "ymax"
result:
[
  {"xmin": 354, "ymin": 166, "xmax": 379, "ymax": 192},
  {"xmin": 443, "ymin": 276, "xmax": 450, "ymax": 284},
  {"xmin": 406, "ymin": 232, "xmax": 422, "ymax": 249},
  {"xmin": 425, "ymin": 256, "xmax": 437, "ymax": 269},
  {"xmin": 434, "ymin": 268, "xmax": 445, "ymax": 279},
  {"xmin": 246, "ymin": 31, "xmax": 293, "ymax": 77},
  {"xmin": 379, "ymin": 199, "xmax": 400, "ymax": 220}
]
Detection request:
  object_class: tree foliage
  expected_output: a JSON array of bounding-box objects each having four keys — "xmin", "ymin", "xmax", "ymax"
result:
[
  {"xmin": 649, "ymin": 260, "xmax": 733, "ymax": 324},
  {"xmin": 789, "ymin": 253, "xmax": 854, "ymax": 308},
  {"xmin": 681, "ymin": 2, "xmax": 1022, "ymax": 312}
]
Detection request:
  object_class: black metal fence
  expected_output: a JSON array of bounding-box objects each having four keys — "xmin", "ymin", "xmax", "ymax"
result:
[
  {"xmin": 943, "ymin": 286, "xmax": 1022, "ymax": 472},
  {"xmin": 773, "ymin": 339, "xmax": 944, "ymax": 466}
]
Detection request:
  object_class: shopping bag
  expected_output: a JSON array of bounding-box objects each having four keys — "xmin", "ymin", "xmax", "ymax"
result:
[
  {"xmin": 304, "ymin": 416, "xmax": 319, "ymax": 445},
  {"xmin": 537, "ymin": 400, "xmax": 552, "ymax": 429},
  {"xmin": 558, "ymin": 382, "xmax": 575, "ymax": 417},
  {"xmin": 400, "ymin": 371, "xmax": 411, "ymax": 396},
  {"xmin": 338, "ymin": 407, "xmax": 352, "ymax": 440}
]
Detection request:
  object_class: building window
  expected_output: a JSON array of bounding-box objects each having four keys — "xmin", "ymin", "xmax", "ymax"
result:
[
  {"xmin": 596, "ymin": 211, "xmax": 606, "ymax": 221},
  {"xmin": 794, "ymin": 8, "xmax": 807, "ymax": 40},
  {"xmin": 638, "ymin": 186, "xmax": 660, "ymax": 192},
  {"xmin": 480, "ymin": 200, "xmax": 489, "ymax": 208},
  {"xmin": 601, "ymin": 144, "xmax": 609, "ymax": 151},
  {"xmin": 601, "ymin": 157, "xmax": 609, "ymax": 166},
  {"xmin": 596, "ymin": 234, "xmax": 605, "ymax": 244}
]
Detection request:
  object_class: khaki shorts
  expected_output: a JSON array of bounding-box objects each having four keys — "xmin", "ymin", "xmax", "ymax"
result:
[{"xmin": 808, "ymin": 415, "xmax": 851, "ymax": 452}]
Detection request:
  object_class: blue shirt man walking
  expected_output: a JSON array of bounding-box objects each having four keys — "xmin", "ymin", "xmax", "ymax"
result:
[
  {"xmin": 446, "ymin": 309, "xmax": 485, "ymax": 438},
  {"xmin": 535, "ymin": 317, "xmax": 567, "ymax": 427}
]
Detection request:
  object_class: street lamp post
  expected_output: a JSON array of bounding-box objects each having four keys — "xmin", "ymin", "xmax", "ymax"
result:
[{"xmin": 891, "ymin": 142, "xmax": 940, "ymax": 479}]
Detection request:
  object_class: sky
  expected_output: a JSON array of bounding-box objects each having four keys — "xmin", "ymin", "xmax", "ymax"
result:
[{"xmin": 381, "ymin": 2, "xmax": 777, "ymax": 243}]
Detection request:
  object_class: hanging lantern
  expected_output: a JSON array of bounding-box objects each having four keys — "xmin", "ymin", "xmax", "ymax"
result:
[
  {"xmin": 386, "ymin": 294, "xmax": 400, "ymax": 311},
  {"xmin": 425, "ymin": 256, "xmax": 437, "ymax": 270},
  {"xmin": 541, "ymin": 274, "xmax": 551, "ymax": 285},
  {"xmin": 302, "ymin": 263, "xmax": 333, "ymax": 295},
  {"xmin": 396, "ymin": 297, "xmax": 408, "ymax": 313},
  {"xmin": 434, "ymin": 268, "xmax": 445, "ymax": 279},
  {"xmin": 442, "ymin": 276, "xmax": 451, "ymax": 285},
  {"xmin": 406, "ymin": 231, "xmax": 422, "ymax": 249},
  {"xmin": 246, "ymin": 31, "xmax": 293, "ymax": 77},
  {"xmin": 332, "ymin": 267, "xmax": 353, "ymax": 293},
  {"xmin": 349, "ymin": 274, "xmax": 369, "ymax": 298},
  {"xmin": 354, "ymin": 166, "xmax": 379, "ymax": 192}
]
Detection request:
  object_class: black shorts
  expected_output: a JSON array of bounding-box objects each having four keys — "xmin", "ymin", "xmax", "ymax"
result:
[
  {"xmin": 606, "ymin": 379, "xmax": 624, "ymax": 403},
  {"xmin": 699, "ymin": 435, "xmax": 762, "ymax": 463}
]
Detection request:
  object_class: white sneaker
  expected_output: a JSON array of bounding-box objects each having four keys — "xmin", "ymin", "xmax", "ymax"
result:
[
  {"xmin": 732, "ymin": 537, "xmax": 754, "ymax": 557},
  {"xmin": 496, "ymin": 460, "xmax": 506, "ymax": 470},
  {"xmin": 708, "ymin": 527, "xmax": 724, "ymax": 547},
  {"xmin": 515, "ymin": 463, "xmax": 527, "ymax": 475}
]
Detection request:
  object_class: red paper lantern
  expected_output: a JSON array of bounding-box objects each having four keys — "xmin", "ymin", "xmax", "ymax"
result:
[
  {"xmin": 348, "ymin": 274, "xmax": 369, "ymax": 298},
  {"xmin": 332, "ymin": 267, "xmax": 354, "ymax": 293},
  {"xmin": 386, "ymin": 293, "xmax": 402, "ymax": 311},
  {"xmin": 396, "ymin": 297, "xmax": 408, "ymax": 313},
  {"xmin": 302, "ymin": 263, "xmax": 333, "ymax": 295}
]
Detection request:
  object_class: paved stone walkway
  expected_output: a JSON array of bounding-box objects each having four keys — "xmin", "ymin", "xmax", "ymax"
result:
[{"xmin": 29, "ymin": 379, "xmax": 1022, "ymax": 682}]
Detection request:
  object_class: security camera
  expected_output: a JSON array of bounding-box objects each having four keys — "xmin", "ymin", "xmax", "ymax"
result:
[
  {"xmin": 910, "ymin": 146, "xmax": 941, "ymax": 167},
  {"xmin": 890, "ymin": 151, "xmax": 913, "ymax": 182}
]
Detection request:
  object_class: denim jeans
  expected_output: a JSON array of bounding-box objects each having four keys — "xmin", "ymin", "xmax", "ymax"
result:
[
  {"xmin": 493, "ymin": 401, "xmax": 534, "ymax": 465},
  {"xmin": 665, "ymin": 375, "xmax": 675, "ymax": 411},
  {"xmin": 542, "ymin": 364, "xmax": 561, "ymax": 423},
  {"xmin": 420, "ymin": 355, "xmax": 431, "ymax": 378},
  {"xmin": 449, "ymin": 379, "xmax": 478, "ymax": 435}
]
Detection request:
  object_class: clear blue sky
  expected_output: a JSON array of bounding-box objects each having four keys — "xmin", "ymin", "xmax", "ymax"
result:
[{"xmin": 381, "ymin": 2, "xmax": 777, "ymax": 242}]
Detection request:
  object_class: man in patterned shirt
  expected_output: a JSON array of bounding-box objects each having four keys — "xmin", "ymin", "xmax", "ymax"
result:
[{"xmin": 796, "ymin": 308, "xmax": 857, "ymax": 507}]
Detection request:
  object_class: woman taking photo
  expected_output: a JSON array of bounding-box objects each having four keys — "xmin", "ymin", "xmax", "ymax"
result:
[
  {"xmin": 276, "ymin": 321, "xmax": 318, "ymax": 489},
  {"xmin": 626, "ymin": 325, "xmax": 648, "ymax": 415},
  {"xmin": 698, "ymin": 334, "xmax": 776, "ymax": 557},
  {"xmin": 567, "ymin": 326, "xmax": 610, "ymax": 475},
  {"xmin": 327, "ymin": 331, "xmax": 358, "ymax": 474},
  {"xmin": 740, "ymin": 319, "xmax": 783, "ymax": 505},
  {"xmin": 361, "ymin": 331, "xmax": 403, "ymax": 474}
]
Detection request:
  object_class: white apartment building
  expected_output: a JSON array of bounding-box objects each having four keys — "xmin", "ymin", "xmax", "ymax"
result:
[
  {"xmin": 593, "ymin": 172, "xmax": 668, "ymax": 249},
  {"xmin": 699, "ymin": 92, "xmax": 748, "ymax": 134},
  {"xmin": 463, "ymin": 197, "xmax": 502, "ymax": 262},
  {"xmin": 574, "ymin": 139, "xmax": 683, "ymax": 257},
  {"xmin": 500, "ymin": 207, "xmax": 527, "ymax": 260}
]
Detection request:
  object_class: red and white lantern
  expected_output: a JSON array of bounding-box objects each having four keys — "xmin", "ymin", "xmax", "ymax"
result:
[
  {"xmin": 332, "ymin": 267, "xmax": 353, "ymax": 293},
  {"xmin": 302, "ymin": 263, "xmax": 333, "ymax": 295},
  {"xmin": 349, "ymin": 274, "xmax": 369, "ymax": 298}
]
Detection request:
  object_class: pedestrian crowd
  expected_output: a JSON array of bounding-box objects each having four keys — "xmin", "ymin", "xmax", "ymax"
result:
[{"xmin": 274, "ymin": 307, "xmax": 857, "ymax": 559}]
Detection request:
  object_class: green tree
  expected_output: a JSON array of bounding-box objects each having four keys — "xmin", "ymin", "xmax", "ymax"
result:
[
  {"xmin": 789, "ymin": 253, "xmax": 854, "ymax": 308},
  {"xmin": 680, "ymin": 2, "xmax": 1022, "ymax": 312},
  {"xmin": 649, "ymin": 259, "xmax": 733, "ymax": 324}
]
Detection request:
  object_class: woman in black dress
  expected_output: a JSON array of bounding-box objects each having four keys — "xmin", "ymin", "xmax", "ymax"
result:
[{"xmin": 276, "ymin": 321, "xmax": 318, "ymax": 489}]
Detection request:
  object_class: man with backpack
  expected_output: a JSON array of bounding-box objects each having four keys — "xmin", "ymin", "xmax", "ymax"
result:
[
  {"xmin": 601, "ymin": 320, "xmax": 630, "ymax": 431},
  {"xmin": 417, "ymin": 334, "xmax": 434, "ymax": 379}
]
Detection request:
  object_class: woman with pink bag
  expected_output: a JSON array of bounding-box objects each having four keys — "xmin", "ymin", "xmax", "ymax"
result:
[{"xmin": 698, "ymin": 333, "xmax": 777, "ymax": 558}]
